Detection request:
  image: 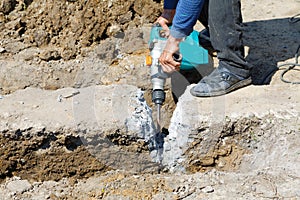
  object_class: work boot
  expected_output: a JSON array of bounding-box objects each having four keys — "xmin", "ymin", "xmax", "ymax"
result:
[{"xmin": 190, "ymin": 66, "xmax": 252, "ymax": 97}]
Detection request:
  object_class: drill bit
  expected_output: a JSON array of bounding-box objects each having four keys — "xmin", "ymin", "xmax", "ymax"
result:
[
  {"xmin": 155, "ymin": 103, "xmax": 164, "ymax": 165},
  {"xmin": 156, "ymin": 104, "xmax": 161, "ymax": 133}
]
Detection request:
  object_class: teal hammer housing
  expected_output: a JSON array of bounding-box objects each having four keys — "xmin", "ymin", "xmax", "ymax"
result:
[{"xmin": 148, "ymin": 25, "xmax": 209, "ymax": 70}]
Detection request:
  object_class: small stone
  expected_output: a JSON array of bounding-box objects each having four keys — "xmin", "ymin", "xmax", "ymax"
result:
[
  {"xmin": 251, "ymin": 185, "xmax": 256, "ymax": 192},
  {"xmin": 200, "ymin": 156, "xmax": 215, "ymax": 166},
  {"xmin": 107, "ymin": 24, "xmax": 121, "ymax": 37},
  {"xmin": 201, "ymin": 186, "xmax": 214, "ymax": 193},
  {"xmin": 33, "ymin": 29, "xmax": 50, "ymax": 47},
  {"xmin": 39, "ymin": 50, "xmax": 61, "ymax": 61},
  {"xmin": 6, "ymin": 180, "xmax": 32, "ymax": 193},
  {"xmin": 217, "ymin": 148, "xmax": 229, "ymax": 156},
  {"xmin": 0, "ymin": 47, "xmax": 5, "ymax": 53},
  {"xmin": 217, "ymin": 161, "xmax": 225, "ymax": 168}
]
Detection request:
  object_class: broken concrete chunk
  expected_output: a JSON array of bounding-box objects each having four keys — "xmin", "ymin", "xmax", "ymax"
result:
[{"xmin": 163, "ymin": 84, "xmax": 300, "ymax": 172}]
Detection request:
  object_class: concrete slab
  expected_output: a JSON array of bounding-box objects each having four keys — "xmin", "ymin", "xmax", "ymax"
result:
[{"xmin": 163, "ymin": 81, "xmax": 300, "ymax": 172}]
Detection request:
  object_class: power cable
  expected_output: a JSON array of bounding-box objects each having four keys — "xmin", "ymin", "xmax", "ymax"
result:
[
  {"xmin": 277, "ymin": 13, "xmax": 300, "ymax": 84},
  {"xmin": 277, "ymin": 45, "xmax": 300, "ymax": 84},
  {"xmin": 289, "ymin": 13, "xmax": 300, "ymax": 24}
]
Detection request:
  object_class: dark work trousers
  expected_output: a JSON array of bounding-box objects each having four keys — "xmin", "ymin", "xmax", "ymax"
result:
[{"xmin": 198, "ymin": 0, "xmax": 252, "ymax": 78}]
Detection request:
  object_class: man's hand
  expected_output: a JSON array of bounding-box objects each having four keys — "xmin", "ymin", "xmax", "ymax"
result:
[
  {"xmin": 159, "ymin": 35, "xmax": 182, "ymax": 73},
  {"xmin": 155, "ymin": 9, "xmax": 183, "ymax": 73},
  {"xmin": 156, "ymin": 17, "xmax": 170, "ymax": 36},
  {"xmin": 155, "ymin": 9, "xmax": 176, "ymax": 37}
]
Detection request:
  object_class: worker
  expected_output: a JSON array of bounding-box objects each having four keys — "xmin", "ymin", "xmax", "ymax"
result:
[{"xmin": 156, "ymin": 0, "xmax": 253, "ymax": 97}]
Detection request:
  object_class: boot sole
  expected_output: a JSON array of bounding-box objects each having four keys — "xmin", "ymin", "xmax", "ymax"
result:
[{"xmin": 190, "ymin": 77, "xmax": 252, "ymax": 97}]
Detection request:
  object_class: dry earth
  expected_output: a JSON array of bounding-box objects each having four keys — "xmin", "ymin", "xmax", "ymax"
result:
[{"xmin": 0, "ymin": 0, "xmax": 299, "ymax": 199}]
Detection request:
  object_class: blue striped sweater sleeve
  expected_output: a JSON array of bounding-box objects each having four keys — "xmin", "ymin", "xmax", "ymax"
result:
[
  {"xmin": 167, "ymin": 0, "xmax": 205, "ymax": 38},
  {"xmin": 164, "ymin": 0, "xmax": 179, "ymax": 9}
]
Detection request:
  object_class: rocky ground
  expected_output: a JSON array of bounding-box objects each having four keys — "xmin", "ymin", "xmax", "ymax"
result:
[{"xmin": 0, "ymin": 0, "xmax": 299, "ymax": 199}]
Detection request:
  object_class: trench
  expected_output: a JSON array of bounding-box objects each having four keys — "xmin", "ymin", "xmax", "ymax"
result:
[{"xmin": 0, "ymin": 103, "xmax": 261, "ymax": 183}]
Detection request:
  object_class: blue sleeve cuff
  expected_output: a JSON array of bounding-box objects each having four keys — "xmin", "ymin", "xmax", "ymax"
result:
[{"xmin": 170, "ymin": 27, "xmax": 191, "ymax": 39}]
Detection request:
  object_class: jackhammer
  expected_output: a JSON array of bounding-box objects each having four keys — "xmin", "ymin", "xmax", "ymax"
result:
[
  {"xmin": 146, "ymin": 24, "xmax": 177, "ymax": 134},
  {"xmin": 146, "ymin": 24, "xmax": 209, "ymax": 134}
]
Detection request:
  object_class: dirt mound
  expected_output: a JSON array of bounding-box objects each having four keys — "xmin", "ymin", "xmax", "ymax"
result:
[{"xmin": 0, "ymin": 0, "xmax": 161, "ymax": 59}]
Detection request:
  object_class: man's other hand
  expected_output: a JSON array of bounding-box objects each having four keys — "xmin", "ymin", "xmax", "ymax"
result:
[
  {"xmin": 155, "ymin": 9, "xmax": 176, "ymax": 37},
  {"xmin": 159, "ymin": 35, "xmax": 182, "ymax": 73}
]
